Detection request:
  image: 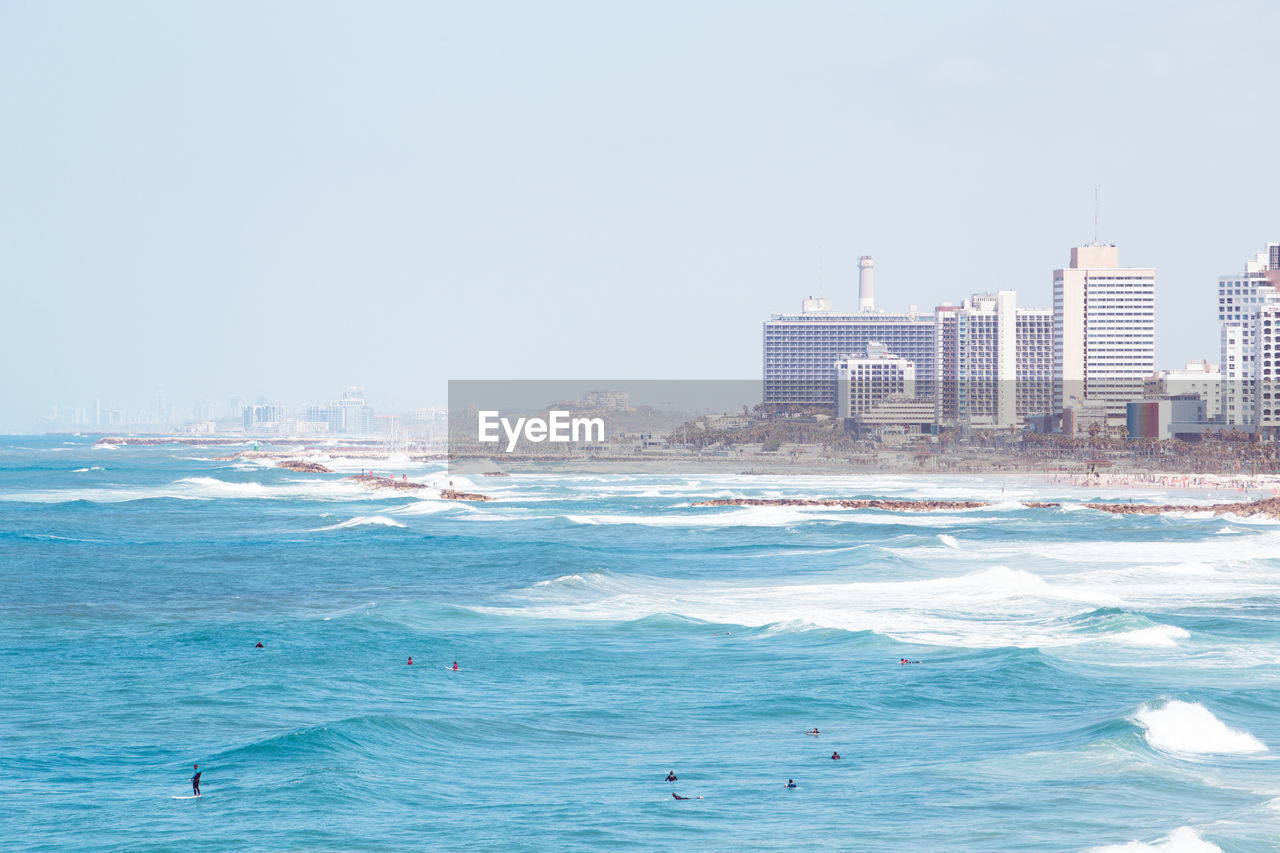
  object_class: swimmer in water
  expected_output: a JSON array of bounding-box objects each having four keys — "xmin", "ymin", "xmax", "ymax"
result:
[
  {"xmin": 407, "ymin": 657, "xmax": 413, "ymax": 665},
  {"xmin": 831, "ymin": 751, "xmax": 841, "ymax": 760},
  {"xmin": 255, "ymin": 642, "xmax": 263, "ymax": 648},
  {"xmin": 665, "ymin": 771, "xmax": 677, "ymax": 782},
  {"xmin": 786, "ymin": 779, "xmax": 797, "ymax": 788}
]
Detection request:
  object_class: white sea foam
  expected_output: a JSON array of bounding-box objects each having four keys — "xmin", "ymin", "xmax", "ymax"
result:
[
  {"xmin": 1134, "ymin": 700, "xmax": 1267, "ymax": 755},
  {"xmin": 70, "ymin": 467, "xmax": 104, "ymax": 473},
  {"xmin": 1109, "ymin": 625, "xmax": 1189, "ymax": 648},
  {"xmin": 313, "ymin": 515, "xmax": 407, "ymax": 532},
  {"xmin": 0, "ymin": 475, "xmax": 380, "ymax": 504},
  {"xmin": 483, "ymin": 565, "xmax": 1134, "ymax": 648},
  {"xmin": 938, "ymin": 534, "xmax": 960, "ymax": 549},
  {"xmin": 1088, "ymin": 826, "xmax": 1222, "ymax": 852}
]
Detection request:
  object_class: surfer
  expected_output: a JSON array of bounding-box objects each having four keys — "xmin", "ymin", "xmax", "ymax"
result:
[
  {"xmin": 672, "ymin": 793, "xmax": 702, "ymax": 800},
  {"xmin": 805, "ymin": 728, "xmax": 820, "ymax": 736},
  {"xmin": 786, "ymin": 779, "xmax": 797, "ymax": 788},
  {"xmin": 665, "ymin": 771, "xmax": 677, "ymax": 782},
  {"xmin": 407, "ymin": 657, "xmax": 413, "ymax": 665},
  {"xmin": 831, "ymin": 751, "xmax": 841, "ymax": 760},
  {"xmin": 452, "ymin": 661, "xmax": 458, "ymax": 671},
  {"xmin": 255, "ymin": 641, "xmax": 263, "ymax": 648},
  {"xmin": 191, "ymin": 764, "xmax": 201, "ymax": 797}
]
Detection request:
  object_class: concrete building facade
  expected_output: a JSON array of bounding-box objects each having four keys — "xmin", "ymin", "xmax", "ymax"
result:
[
  {"xmin": 1053, "ymin": 245, "xmax": 1156, "ymax": 428},
  {"xmin": 1218, "ymin": 243, "xmax": 1280, "ymax": 425}
]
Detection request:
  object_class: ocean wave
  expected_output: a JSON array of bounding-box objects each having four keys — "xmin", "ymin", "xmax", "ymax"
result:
[
  {"xmin": 313, "ymin": 515, "xmax": 408, "ymax": 532},
  {"xmin": 483, "ymin": 565, "xmax": 1135, "ymax": 648},
  {"xmin": 1134, "ymin": 700, "xmax": 1268, "ymax": 756},
  {"xmin": 1109, "ymin": 625, "xmax": 1190, "ymax": 648},
  {"xmin": 0, "ymin": 475, "xmax": 383, "ymax": 504},
  {"xmin": 565, "ymin": 506, "xmax": 987, "ymax": 529},
  {"xmin": 1088, "ymin": 826, "xmax": 1222, "ymax": 852}
]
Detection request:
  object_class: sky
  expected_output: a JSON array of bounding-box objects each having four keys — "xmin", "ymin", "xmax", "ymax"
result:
[{"xmin": 1, "ymin": 0, "xmax": 1277, "ymax": 430}]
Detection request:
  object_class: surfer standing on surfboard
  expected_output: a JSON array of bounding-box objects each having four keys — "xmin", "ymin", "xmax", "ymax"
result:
[{"xmin": 191, "ymin": 764, "xmax": 201, "ymax": 797}]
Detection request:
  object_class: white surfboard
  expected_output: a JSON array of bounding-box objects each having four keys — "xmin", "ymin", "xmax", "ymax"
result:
[{"xmin": 172, "ymin": 795, "xmax": 202, "ymax": 799}]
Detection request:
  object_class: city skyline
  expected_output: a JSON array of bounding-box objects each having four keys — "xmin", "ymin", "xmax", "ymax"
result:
[{"xmin": 4, "ymin": 2, "xmax": 1279, "ymax": 431}]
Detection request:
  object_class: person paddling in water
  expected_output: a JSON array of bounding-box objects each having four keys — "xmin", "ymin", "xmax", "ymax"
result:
[
  {"xmin": 672, "ymin": 792, "xmax": 702, "ymax": 800},
  {"xmin": 665, "ymin": 771, "xmax": 677, "ymax": 782},
  {"xmin": 806, "ymin": 728, "xmax": 820, "ymax": 736},
  {"xmin": 831, "ymin": 751, "xmax": 841, "ymax": 760},
  {"xmin": 786, "ymin": 779, "xmax": 797, "ymax": 788},
  {"xmin": 191, "ymin": 764, "xmax": 202, "ymax": 797}
]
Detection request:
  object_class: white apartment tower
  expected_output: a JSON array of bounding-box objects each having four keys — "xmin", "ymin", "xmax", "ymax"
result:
[
  {"xmin": 1255, "ymin": 304, "xmax": 1280, "ymax": 440},
  {"xmin": 935, "ymin": 291, "xmax": 1053, "ymax": 429},
  {"xmin": 835, "ymin": 342, "xmax": 916, "ymax": 418},
  {"xmin": 1053, "ymin": 245, "xmax": 1156, "ymax": 427},
  {"xmin": 1217, "ymin": 243, "xmax": 1280, "ymax": 425}
]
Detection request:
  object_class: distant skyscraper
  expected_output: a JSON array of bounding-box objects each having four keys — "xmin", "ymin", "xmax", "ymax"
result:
[
  {"xmin": 1217, "ymin": 243, "xmax": 1280, "ymax": 425},
  {"xmin": 934, "ymin": 292, "xmax": 1053, "ymax": 429},
  {"xmin": 763, "ymin": 292, "xmax": 935, "ymax": 413},
  {"xmin": 1255, "ymin": 304, "xmax": 1280, "ymax": 440},
  {"xmin": 1053, "ymin": 245, "xmax": 1156, "ymax": 427}
]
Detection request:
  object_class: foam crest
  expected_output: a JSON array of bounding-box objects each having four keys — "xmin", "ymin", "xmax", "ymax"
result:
[
  {"xmin": 313, "ymin": 515, "xmax": 407, "ymax": 532},
  {"xmin": 938, "ymin": 534, "xmax": 960, "ymax": 548},
  {"xmin": 1089, "ymin": 826, "xmax": 1222, "ymax": 852},
  {"xmin": 1134, "ymin": 700, "xmax": 1267, "ymax": 755},
  {"xmin": 487, "ymin": 565, "xmax": 1130, "ymax": 648},
  {"xmin": 1109, "ymin": 625, "xmax": 1190, "ymax": 648}
]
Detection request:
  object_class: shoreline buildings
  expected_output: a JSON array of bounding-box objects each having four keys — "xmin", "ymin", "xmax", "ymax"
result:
[
  {"xmin": 1217, "ymin": 243, "xmax": 1280, "ymax": 426},
  {"xmin": 763, "ymin": 256, "xmax": 1054, "ymax": 430},
  {"xmin": 1053, "ymin": 245, "xmax": 1156, "ymax": 429}
]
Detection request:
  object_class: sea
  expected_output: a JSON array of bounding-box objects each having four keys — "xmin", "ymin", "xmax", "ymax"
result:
[{"xmin": 2, "ymin": 436, "xmax": 1278, "ymax": 852}]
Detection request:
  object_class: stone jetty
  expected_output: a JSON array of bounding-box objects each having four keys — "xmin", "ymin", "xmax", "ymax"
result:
[
  {"xmin": 277, "ymin": 460, "xmax": 332, "ymax": 473},
  {"xmin": 441, "ymin": 489, "xmax": 493, "ymax": 502},
  {"xmin": 1083, "ymin": 496, "xmax": 1280, "ymax": 520},
  {"xmin": 346, "ymin": 474, "xmax": 429, "ymax": 491},
  {"xmin": 691, "ymin": 498, "xmax": 989, "ymax": 511}
]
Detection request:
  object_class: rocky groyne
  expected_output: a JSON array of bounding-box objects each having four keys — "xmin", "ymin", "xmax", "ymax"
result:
[
  {"xmin": 277, "ymin": 460, "xmax": 333, "ymax": 473},
  {"xmin": 692, "ymin": 498, "xmax": 989, "ymax": 511},
  {"xmin": 346, "ymin": 474, "xmax": 429, "ymax": 491},
  {"xmin": 441, "ymin": 489, "xmax": 493, "ymax": 502},
  {"xmin": 1084, "ymin": 496, "xmax": 1280, "ymax": 520}
]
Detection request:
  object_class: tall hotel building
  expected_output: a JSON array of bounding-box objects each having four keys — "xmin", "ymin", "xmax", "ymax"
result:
[
  {"xmin": 1053, "ymin": 245, "xmax": 1156, "ymax": 426},
  {"xmin": 1217, "ymin": 243, "xmax": 1280, "ymax": 425},
  {"xmin": 1255, "ymin": 303, "xmax": 1280, "ymax": 440},
  {"xmin": 934, "ymin": 292, "xmax": 1053, "ymax": 429},
  {"xmin": 762, "ymin": 257, "xmax": 936, "ymax": 412}
]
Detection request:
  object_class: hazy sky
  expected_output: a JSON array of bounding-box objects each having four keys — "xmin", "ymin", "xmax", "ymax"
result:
[{"xmin": 2, "ymin": 1, "xmax": 1277, "ymax": 430}]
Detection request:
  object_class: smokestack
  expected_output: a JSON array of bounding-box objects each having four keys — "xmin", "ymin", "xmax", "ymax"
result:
[{"xmin": 858, "ymin": 255, "xmax": 875, "ymax": 311}]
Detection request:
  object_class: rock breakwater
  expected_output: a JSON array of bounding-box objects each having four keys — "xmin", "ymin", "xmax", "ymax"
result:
[{"xmin": 691, "ymin": 498, "xmax": 989, "ymax": 511}]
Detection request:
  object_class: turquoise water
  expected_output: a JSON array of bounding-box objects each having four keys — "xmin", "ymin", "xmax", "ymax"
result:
[{"xmin": 2, "ymin": 437, "xmax": 1278, "ymax": 851}]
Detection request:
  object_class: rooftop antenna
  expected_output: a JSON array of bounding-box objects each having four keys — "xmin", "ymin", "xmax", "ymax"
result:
[{"xmin": 1093, "ymin": 187, "xmax": 1099, "ymax": 246}]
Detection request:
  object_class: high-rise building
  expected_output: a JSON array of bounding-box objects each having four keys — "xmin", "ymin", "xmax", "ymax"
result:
[
  {"xmin": 1217, "ymin": 243, "xmax": 1280, "ymax": 425},
  {"xmin": 763, "ymin": 299, "xmax": 935, "ymax": 412},
  {"xmin": 1053, "ymin": 245, "xmax": 1156, "ymax": 428},
  {"xmin": 934, "ymin": 292, "xmax": 1053, "ymax": 429},
  {"xmin": 242, "ymin": 405, "xmax": 285, "ymax": 432},
  {"xmin": 1255, "ymin": 304, "xmax": 1280, "ymax": 440},
  {"xmin": 835, "ymin": 343, "xmax": 916, "ymax": 418}
]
